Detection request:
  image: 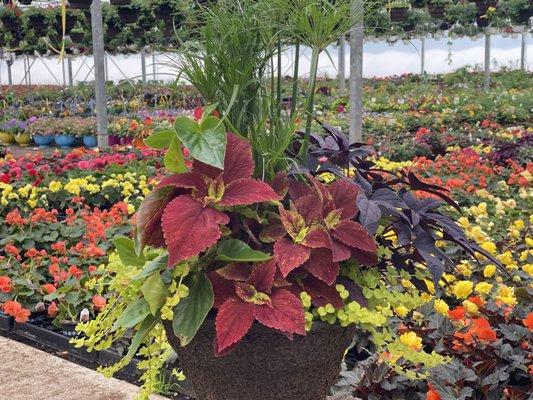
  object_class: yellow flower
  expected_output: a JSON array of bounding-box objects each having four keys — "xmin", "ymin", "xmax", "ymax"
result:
[
  {"xmin": 399, "ymin": 332, "xmax": 422, "ymax": 351},
  {"xmin": 496, "ymin": 285, "xmax": 517, "ymax": 307},
  {"xmin": 434, "ymin": 299, "xmax": 449, "ymax": 315},
  {"xmin": 480, "ymin": 241, "xmax": 497, "ymax": 255},
  {"xmin": 526, "ymin": 238, "xmax": 533, "ymax": 247},
  {"xmin": 48, "ymin": 181, "xmax": 63, "ymax": 193},
  {"xmin": 475, "ymin": 282, "xmax": 493, "ymax": 295},
  {"xmin": 498, "ymin": 251, "xmax": 514, "ymax": 266},
  {"xmin": 452, "ymin": 280, "xmax": 473, "ymax": 299},
  {"xmin": 462, "ymin": 300, "xmax": 478, "ymax": 315},
  {"xmin": 457, "ymin": 217, "xmax": 469, "ymax": 228},
  {"xmin": 27, "ymin": 199, "xmax": 38, "ymax": 208},
  {"xmin": 483, "ymin": 264, "xmax": 497, "ymax": 278},
  {"xmin": 394, "ymin": 305, "xmax": 409, "ymax": 318},
  {"xmin": 513, "ymin": 220, "xmax": 525, "ymax": 231},
  {"xmin": 522, "ymin": 263, "xmax": 533, "ymax": 276}
]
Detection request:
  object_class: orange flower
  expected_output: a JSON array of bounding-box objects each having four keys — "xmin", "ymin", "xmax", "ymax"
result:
[
  {"xmin": 4, "ymin": 244, "xmax": 20, "ymax": 259},
  {"xmin": 426, "ymin": 383, "xmax": 441, "ymax": 400},
  {"xmin": 0, "ymin": 276, "xmax": 12, "ymax": 294},
  {"xmin": 523, "ymin": 313, "xmax": 533, "ymax": 332},
  {"xmin": 51, "ymin": 241, "xmax": 67, "ymax": 254},
  {"xmin": 24, "ymin": 248, "xmax": 39, "ymax": 258},
  {"xmin": 92, "ymin": 295, "xmax": 106, "ymax": 311},
  {"xmin": 2, "ymin": 300, "xmax": 30, "ymax": 323},
  {"xmin": 47, "ymin": 301, "xmax": 58, "ymax": 318},
  {"xmin": 68, "ymin": 265, "xmax": 83, "ymax": 280},
  {"xmin": 467, "ymin": 296, "xmax": 485, "ymax": 308},
  {"xmin": 448, "ymin": 306, "xmax": 466, "ymax": 321},
  {"xmin": 42, "ymin": 283, "xmax": 56, "ymax": 294},
  {"xmin": 471, "ymin": 317, "xmax": 497, "ymax": 342}
]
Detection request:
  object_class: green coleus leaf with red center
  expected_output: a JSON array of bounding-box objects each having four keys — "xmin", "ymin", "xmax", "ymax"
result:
[
  {"xmin": 272, "ymin": 177, "xmax": 378, "ymax": 286},
  {"xmin": 208, "ymin": 260, "xmax": 305, "ymax": 355},
  {"xmin": 158, "ymin": 133, "xmax": 280, "ymax": 266}
]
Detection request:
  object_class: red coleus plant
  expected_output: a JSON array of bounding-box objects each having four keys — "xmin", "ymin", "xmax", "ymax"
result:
[
  {"xmin": 209, "ymin": 260, "xmax": 305, "ymax": 355},
  {"xmin": 141, "ymin": 133, "xmax": 280, "ymax": 266}
]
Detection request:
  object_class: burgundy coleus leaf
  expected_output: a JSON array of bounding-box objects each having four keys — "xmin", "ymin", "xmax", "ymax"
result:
[
  {"xmin": 248, "ymin": 260, "xmax": 276, "ymax": 293},
  {"xmin": 208, "ymin": 271, "xmax": 237, "ymax": 308},
  {"xmin": 135, "ymin": 186, "xmax": 178, "ymax": 249},
  {"xmin": 215, "ymin": 298, "xmax": 255, "ymax": 354},
  {"xmin": 219, "ymin": 178, "xmax": 280, "ymax": 207},
  {"xmin": 328, "ymin": 179, "xmax": 359, "ymax": 219},
  {"xmin": 304, "ymin": 248, "xmax": 339, "ymax": 285},
  {"xmin": 270, "ymin": 171, "xmax": 289, "ymax": 197},
  {"xmin": 216, "ymin": 263, "xmax": 251, "ymax": 281},
  {"xmin": 301, "ymin": 275, "xmax": 344, "ymax": 309},
  {"xmin": 274, "ymin": 237, "xmax": 311, "ymax": 277},
  {"xmin": 260, "ymin": 217, "xmax": 286, "ymax": 243},
  {"xmin": 331, "ymin": 220, "xmax": 378, "ymax": 265},
  {"xmin": 162, "ymin": 196, "xmax": 229, "ymax": 266},
  {"xmin": 253, "ymin": 289, "xmax": 306, "ymax": 336}
]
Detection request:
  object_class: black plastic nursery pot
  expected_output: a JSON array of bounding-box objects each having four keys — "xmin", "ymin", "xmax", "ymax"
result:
[
  {"xmin": 0, "ymin": 15, "xmax": 19, "ymax": 32},
  {"xmin": 12, "ymin": 321, "xmax": 98, "ymax": 363},
  {"xmin": 154, "ymin": 5, "xmax": 179, "ymax": 21},
  {"xmin": 28, "ymin": 15, "xmax": 47, "ymax": 31},
  {"xmin": 164, "ymin": 319, "xmax": 356, "ymax": 400},
  {"xmin": 68, "ymin": 0, "xmax": 93, "ymax": 10},
  {"xmin": 69, "ymin": 31, "xmax": 85, "ymax": 43},
  {"xmin": 476, "ymin": 16, "xmax": 489, "ymax": 28},
  {"xmin": 518, "ymin": 9, "xmax": 532, "ymax": 23},
  {"xmin": 412, "ymin": 0, "xmax": 425, "ymax": 8},
  {"xmin": 0, "ymin": 313, "xmax": 14, "ymax": 331},
  {"xmin": 110, "ymin": 0, "xmax": 132, "ymax": 5},
  {"xmin": 118, "ymin": 7, "xmax": 140, "ymax": 24},
  {"xmin": 389, "ymin": 7, "xmax": 409, "ymax": 23}
]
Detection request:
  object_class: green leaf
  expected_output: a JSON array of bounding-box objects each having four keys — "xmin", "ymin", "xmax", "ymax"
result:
[
  {"xmin": 132, "ymin": 253, "xmax": 169, "ymax": 282},
  {"xmin": 113, "ymin": 236, "xmax": 146, "ymax": 267},
  {"xmin": 172, "ymin": 273, "xmax": 213, "ymax": 346},
  {"xmin": 125, "ymin": 313, "xmax": 160, "ymax": 360},
  {"xmin": 144, "ymin": 129, "xmax": 175, "ymax": 149},
  {"xmin": 141, "ymin": 273, "xmax": 170, "ymax": 315},
  {"xmin": 216, "ymin": 239, "xmax": 272, "ymax": 262},
  {"xmin": 164, "ymin": 136, "xmax": 188, "ymax": 173},
  {"xmin": 201, "ymin": 103, "xmax": 219, "ymax": 120},
  {"xmin": 175, "ymin": 115, "xmax": 226, "ymax": 169},
  {"xmin": 112, "ymin": 298, "xmax": 151, "ymax": 331}
]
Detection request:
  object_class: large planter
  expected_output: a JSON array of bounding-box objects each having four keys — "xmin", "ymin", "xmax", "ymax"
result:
[
  {"xmin": 0, "ymin": 131, "xmax": 15, "ymax": 145},
  {"xmin": 82, "ymin": 135, "xmax": 97, "ymax": 147},
  {"xmin": 121, "ymin": 136, "xmax": 133, "ymax": 145},
  {"xmin": 55, "ymin": 134, "xmax": 76, "ymax": 148},
  {"xmin": 164, "ymin": 319, "xmax": 356, "ymax": 400},
  {"xmin": 15, "ymin": 133, "xmax": 33, "ymax": 147},
  {"xmin": 33, "ymin": 134, "xmax": 54, "ymax": 147}
]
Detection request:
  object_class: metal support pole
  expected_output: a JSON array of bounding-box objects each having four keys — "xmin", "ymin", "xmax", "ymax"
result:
[
  {"xmin": 91, "ymin": 0, "xmax": 108, "ymax": 148},
  {"xmin": 349, "ymin": 0, "xmax": 364, "ymax": 143},
  {"xmin": 23, "ymin": 56, "xmax": 28, "ymax": 85},
  {"xmin": 141, "ymin": 50, "xmax": 147, "ymax": 84},
  {"xmin": 61, "ymin": 57, "xmax": 67, "ymax": 87},
  {"xmin": 27, "ymin": 55, "xmax": 32, "ymax": 86},
  {"xmin": 152, "ymin": 54, "xmax": 156, "ymax": 81},
  {"xmin": 67, "ymin": 56, "xmax": 74, "ymax": 86},
  {"xmin": 483, "ymin": 29, "xmax": 490, "ymax": 91},
  {"xmin": 104, "ymin": 52, "xmax": 109, "ymax": 82},
  {"xmin": 338, "ymin": 36, "xmax": 346, "ymax": 93},
  {"xmin": 7, "ymin": 56, "xmax": 13, "ymax": 89},
  {"xmin": 520, "ymin": 33, "xmax": 527, "ymax": 71},
  {"xmin": 420, "ymin": 37, "xmax": 426, "ymax": 74}
]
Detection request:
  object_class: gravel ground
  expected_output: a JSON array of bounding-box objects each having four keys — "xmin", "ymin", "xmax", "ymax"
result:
[{"xmin": 0, "ymin": 336, "xmax": 168, "ymax": 400}]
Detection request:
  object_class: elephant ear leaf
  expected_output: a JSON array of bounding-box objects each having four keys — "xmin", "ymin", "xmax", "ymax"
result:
[{"xmin": 174, "ymin": 115, "xmax": 226, "ymax": 169}]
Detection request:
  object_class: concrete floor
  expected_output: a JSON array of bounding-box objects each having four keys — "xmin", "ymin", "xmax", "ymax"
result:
[{"xmin": 0, "ymin": 336, "xmax": 168, "ymax": 400}]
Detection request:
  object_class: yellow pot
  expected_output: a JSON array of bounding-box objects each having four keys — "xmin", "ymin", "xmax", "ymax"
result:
[
  {"xmin": 0, "ymin": 131, "xmax": 15, "ymax": 145},
  {"xmin": 14, "ymin": 133, "xmax": 33, "ymax": 147}
]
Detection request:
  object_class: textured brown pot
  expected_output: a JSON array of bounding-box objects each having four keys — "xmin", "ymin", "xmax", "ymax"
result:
[{"xmin": 164, "ymin": 319, "xmax": 356, "ymax": 400}]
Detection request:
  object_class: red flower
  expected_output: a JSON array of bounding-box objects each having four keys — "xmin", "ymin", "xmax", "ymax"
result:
[
  {"xmin": 42, "ymin": 283, "xmax": 56, "ymax": 294},
  {"xmin": 92, "ymin": 295, "xmax": 107, "ymax": 311},
  {"xmin": 426, "ymin": 383, "xmax": 441, "ymax": 400},
  {"xmin": 68, "ymin": 265, "xmax": 83, "ymax": 280},
  {"xmin": 4, "ymin": 244, "xmax": 20, "ymax": 260},
  {"xmin": 51, "ymin": 241, "xmax": 67, "ymax": 253},
  {"xmin": 522, "ymin": 313, "xmax": 533, "ymax": 332},
  {"xmin": 148, "ymin": 133, "xmax": 280, "ymax": 266},
  {"xmin": 209, "ymin": 260, "xmax": 305, "ymax": 355},
  {"xmin": 5, "ymin": 209, "xmax": 26, "ymax": 226},
  {"xmin": 24, "ymin": 248, "xmax": 39, "ymax": 258},
  {"xmin": 0, "ymin": 276, "xmax": 12, "ymax": 293},
  {"xmin": 448, "ymin": 306, "xmax": 466, "ymax": 321}
]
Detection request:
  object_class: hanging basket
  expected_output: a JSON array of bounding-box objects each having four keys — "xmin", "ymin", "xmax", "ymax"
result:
[
  {"xmin": 110, "ymin": 0, "xmax": 132, "ymax": 5},
  {"xmin": 118, "ymin": 7, "xmax": 140, "ymax": 24},
  {"xmin": 19, "ymin": 0, "xmax": 33, "ymax": 4},
  {"xmin": 403, "ymin": 23, "xmax": 415, "ymax": 32},
  {"xmin": 153, "ymin": 4, "xmax": 175, "ymax": 21},
  {"xmin": 28, "ymin": 14, "xmax": 47, "ymax": 31},
  {"xmin": 68, "ymin": 0, "xmax": 93, "ymax": 10},
  {"xmin": 55, "ymin": 14, "xmax": 77, "ymax": 33},
  {"xmin": 69, "ymin": 31, "xmax": 85, "ymax": 43},
  {"xmin": 517, "ymin": 9, "xmax": 532, "ymax": 23},
  {"xmin": 427, "ymin": 3, "xmax": 445, "ymax": 19},
  {"xmin": 389, "ymin": 7, "xmax": 409, "ymax": 23},
  {"xmin": 1, "ymin": 15, "xmax": 20, "ymax": 32},
  {"xmin": 412, "ymin": 0, "xmax": 425, "ymax": 8},
  {"xmin": 476, "ymin": 16, "xmax": 489, "ymax": 28}
]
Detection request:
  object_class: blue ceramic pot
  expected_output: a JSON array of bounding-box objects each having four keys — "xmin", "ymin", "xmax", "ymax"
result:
[
  {"xmin": 55, "ymin": 134, "xmax": 76, "ymax": 148},
  {"xmin": 33, "ymin": 134, "xmax": 54, "ymax": 148},
  {"xmin": 83, "ymin": 135, "xmax": 97, "ymax": 148}
]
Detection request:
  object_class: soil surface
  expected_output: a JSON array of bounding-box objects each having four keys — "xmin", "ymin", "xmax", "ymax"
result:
[{"xmin": 0, "ymin": 336, "xmax": 169, "ymax": 400}]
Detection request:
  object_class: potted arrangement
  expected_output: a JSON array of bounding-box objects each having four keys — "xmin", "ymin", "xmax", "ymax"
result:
[
  {"xmin": 507, "ymin": 0, "xmax": 532, "ymax": 23},
  {"xmin": 152, "ymin": 0, "xmax": 181, "ymax": 22},
  {"xmin": 0, "ymin": 4, "xmax": 21, "ymax": 32},
  {"xmin": 69, "ymin": 27, "xmax": 86, "ymax": 43},
  {"xmin": 68, "ymin": 0, "xmax": 93, "ymax": 10},
  {"xmin": 81, "ymin": 118, "xmax": 97, "ymax": 147},
  {"xmin": 22, "ymin": 6, "xmax": 50, "ymax": 35},
  {"xmin": 108, "ymin": 116, "xmax": 129, "ymax": 146},
  {"xmin": 117, "ymin": 4, "xmax": 140, "ymax": 24},
  {"xmin": 4, "ymin": 118, "xmax": 33, "ymax": 147},
  {"xmin": 388, "ymin": 0, "xmax": 410, "ymax": 23},
  {"xmin": 70, "ymin": 2, "xmax": 501, "ymax": 399},
  {"xmin": 54, "ymin": 117, "xmax": 77, "ymax": 148},
  {"xmin": 54, "ymin": 8, "xmax": 79, "ymax": 34},
  {"xmin": 0, "ymin": 118, "xmax": 16, "ymax": 145},
  {"xmin": 25, "ymin": 117, "xmax": 55, "ymax": 148}
]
